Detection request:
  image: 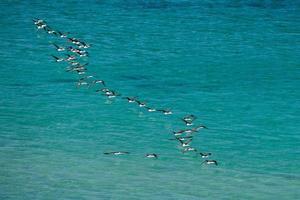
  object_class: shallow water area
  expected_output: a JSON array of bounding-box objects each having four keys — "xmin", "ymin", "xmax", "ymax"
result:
[{"xmin": 0, "ymin": 0, "xmax": 300, "ymax": 199}]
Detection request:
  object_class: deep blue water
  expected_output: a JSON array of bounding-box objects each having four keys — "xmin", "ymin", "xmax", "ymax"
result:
[{"xmin": 0, "ymin": 0, "xmax": 299, "ymax": 199}]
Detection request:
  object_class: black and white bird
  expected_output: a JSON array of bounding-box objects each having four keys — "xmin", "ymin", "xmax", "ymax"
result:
[
  {"xmin": 92, "ymin": 80, "xmax": 106, "ymax": 87},
  {"xmin": 144, "ymin": 107, "xmax": 156, "ymax": 112},
  {"xmin": 157, "ymin": 109, "xmax": 172, "ymax": 115},
  {"xmin": 178, "ymin": 139, "xmax": 192, "ymax": 147},
  {"xmin": 52, "ymin": 43, "xmax": 65, "ymax": 51},
  {"xmin": 182, "ymin": 114, "xmax": 197, "ymax": 126},
  {"xmin": 123, "ymin": 97, "xmax": 137, "ymax": 103},
  {"xmin": 173, "ymin": 128, "xmax": 196, "ymax": 136},
  {"xmin": 57, "ymin": 31, "xmax": 68, "ymax": 38},
  {"xmin": 65, "ymin": 54, "xmax": 77, "ymax": 61},
  {"xmin": 104, "ymin": 151, "xmax": 130, "ymax": 155},
  {"xmin": 145, "ymin": 153, "xmax": 158, "ymax": 159},
  {"xmin": 33, "ymin": 18, "xmax": 45, "ymax": 25},
  {"xmin": 136, "ymin": 100, "xmax": 146, "ymax": 107},
  {"xmin": 199, "ymin": 153, "xmax": 212, "ymax": 158},
  {"xmin": 201, "ymin": 160, "xmax": 218, "ymax": 166},
  {"xmin": 52, "ymin": 55, "xmax": 64, "ymax": 62},
  {"xmin": 182, "ymin": 147, "xmax": 197, "ymax": 153},
  {"xmin": 168, "ymin": 136, "xmax": 193, "ymax": 141},
  {"xmin": 43, "ymin": 26, "xmax": 56, "ymax": 34}
]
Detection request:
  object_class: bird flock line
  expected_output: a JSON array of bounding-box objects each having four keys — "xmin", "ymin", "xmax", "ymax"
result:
[{"xmin": 33, "ymin": 18, "xmax": 218, "ymax": 166}]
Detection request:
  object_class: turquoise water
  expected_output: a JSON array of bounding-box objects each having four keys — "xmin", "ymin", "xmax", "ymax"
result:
[{"xmin": 1, "ymin": 0, "xmax": 300, "ymax": 199}]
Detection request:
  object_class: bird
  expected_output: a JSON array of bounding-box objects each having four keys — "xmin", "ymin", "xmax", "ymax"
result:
[
  {"xmin": 33, "ymin": 18, "xmax": 47, "ymax": 29},
  {"xmin": 182, "ymin": 147, "xmax": 197, "ymax": 153},
  {"xmin": 76, "ymin": 41, "xmax": 90, "ymax": 49},
  {"xmin": 144, "ymin": 106, "xmax": 156, "ymax": 112},
  {"xmin": 168, "ymin": 136, "xmax": 193, "ymax": 141},
  {"xmin": 201, "ymin": 160, "xmax": 218, "ymax": 166},
  {"xmin": 157, "ymin": 109, "xmax": 172, "ymax": 115},
  {"xmin": 182, "ymin": 114, "xmax": 197, "ymax": 126},
  {"xmin": 69, "ymin": 61, "xmax": 81, "ymax": 66},
  {"xmin": 104, "ymin": 151, "xmax": 130, "ymax": 155},
  {"xmin": 182, "ymin": 120, "xmax": 193, "ymax": 126},
  {"xmin": 36, "ymin": 24, "xmax": 47, "ymax": 29},
  {"xmin": 183, "ymin": 114, "xmax": 197, "ymax": 122},
  {"xmin": 77, "ymin": 51, "xmax": 89, "ymax": 57},
  {"xmin": 199, "ymin": 152, "xmax": 212, "ymax": 158},
  {"xmin": 52, "ymin": 55, "xmax": 64, "ymax": 62},
  {"xmin": 145, "ymin": 153, "xmax": 158, "ymax": 159},
  {"xmin": 43, "ymin": 26, "xmax": 56, "ymax": 34},
  {"xmin": 52, "ymin": 43, "xmax": 65, "ymax": 51},
  {"xmin": 123, "ymin": 96, "xmax": 138, "ymax": 103},
  {"xmin": 33, "ymin": 18, "xmax": 45, "ymax": 25},
  {"xmin": 91, "ymin": 80, "xmax": 106, "ymax": 87},
  {"xmin": 193, "ymin": 125, "xmax": 208, "ymax": 131},
  {"xmin": 68, "ymin": 37, "xmax": 82, "ymax": 45},
  {"xmin": 76, "ymin": 80, "xmax": 89, "ymax": 87},
  {"xmin": 173, "ymin": 128, "xmax": 196, "ymax": 136},
  {"xmin": 65, "ymin": 63, "xmax": 88, "ymax": 72},
  {"xmin": 178, "ymin": 139, "xmax": 192, "ymax": 147},
  {"xmin": 65, "ymin": 54, "xmax": 76, "ymax": 61},
  {"xmin": 102, "ymin": 90, "xmax": 120, "ymax": 98},
  {"xmin": 77, "ymin": 71, "xmax": 86, "ymax": 75},
  {"xmin": 57, "ymin": 31, "xmax": 68, "ymax": 38},
  {"xmin": 136, "ymin": 100, "xmax": 146, "ymax": 107}
]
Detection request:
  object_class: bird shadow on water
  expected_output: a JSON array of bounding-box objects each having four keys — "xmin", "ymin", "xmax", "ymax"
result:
[{"xmin": 47, "ymin": 78, "xmax": 78, "ymax": 84}]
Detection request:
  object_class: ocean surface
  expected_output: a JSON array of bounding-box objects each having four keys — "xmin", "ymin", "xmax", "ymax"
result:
[{"xmin": 0, "ymin": 0, "xmax": 299, "ymax": 199}]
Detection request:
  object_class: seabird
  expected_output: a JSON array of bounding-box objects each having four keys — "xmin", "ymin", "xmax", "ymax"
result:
[
  {"xmin": 96, "ymin": 88, "xmax": 111, "ymax": 94},
  {"xmin": 33, "ymin": 19, "xmax": 47, "ymax": 29},
  {"xmin": 92, "ymin": 80, "xmax": 106, "ymax": 87},
  {"xmin": 77, "ymin": 71, "xmax": 86, "ymax": 75},
  {"xmin": 57, "ymin": 31, "xmax": 68, "ymax": 38},
  {"xmin": 173, "ymin": 126, "xmax": 207, "ymax": 136},
  {"xmin": 101, "ymin": 89, "xmax": 120, "ymax": 98},
  {"xmin": 43, "ymin": 26, "xmax": 56, "ymax": 34},
  {"xmin": 65, "ymin": 63, "xmax": 88, "ymax": 72},
  {"xmin": 52, "ymin": 43, "xmax": 65, "ymax": 51},
  {"xmin": 157, "ymin": 109, "xmax": 172, "ymax": 115},
  {"xmin": 104, "ymin": 151, "xmax": 129, "ymax": 155},
  {"xmin": 68, "ymin": 37, "xmax": 82, "ymax": 45},
  {"xmin": 178, "ymin": 139, "xmax": 192, "ymax": 147},
  {"xmin": 65, "ymin": 54, "xmax": 76, "ymax": 61},
  {"xmin": 33, "ymin": 18, "xmax": 45, "ymax": 25},
  {"xmin": 122, "ymin": 97, "xmax": 137, "ymax": 103},
  {"xmin": 74, "ymin": 41, "xmax": 91, "ymax": 49},
  {"xmin": 173, "ymin": 128, "xmax": 196, "ymax": 136},
  {"xmin": 68, "ymin": 61, "xmax": 81, "ymax": 66},
  {"xmin": 144, "ymin": 107, "xmax": 156, "ymax": 112},
  {"xmin": 168, "ymin": 136, "xmax": 193, "ymax": 141},
  {"xmin": 36, "ymin": 24, "xmax": 47, "ymax": 29},
  {"xmin": 201, "ymin": 160, "xmax": 218, "ymax": 166},
  {"xmin": 182, "ymin": 120, "xmax": 193, "ymax": 126},
  {"xmin": 77, "ymin": 51, "xmax": 89, "ymax": 57},
  {"xmin": 76, "ymin": 80, "xmax": 89, "ymax": 87},
  {"xmin": 79, "ymin": 75, "xmax": 94, "ymax": 82},
  {"xmin": 199, "ymin": 152, "xmax": 212, "ymax": 158},
  {"xmin": 182, "ymin": 114, "xmax": 197, "ymax": 126},
  {"xmin": 77, "ymin": 43, "xmax": 90, "ymax": 49},
  {"xmin": 52, "ymin": 55, "xmax": 64, "ymax": 62},
  {"xmin": 183, "ymin": 114, "xmax": 197, "ymax": 122},
  {"xmin": 145, "ymin": 153, "xmax": 158, "ymax": 159},
  {"xmin": 136, "ymin": 100, "xmax": 146, "ymax": 107},
  {"xmin": 193, "ymin": 125, "xmax": 208, "ymax": 131},
  {"xmin": 182, "ymin": 147, "xmax": 197, "ymax": 153},
  {"xmin": 68, "ymin": 46, "xmax": 87, "ymax": 55}
]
